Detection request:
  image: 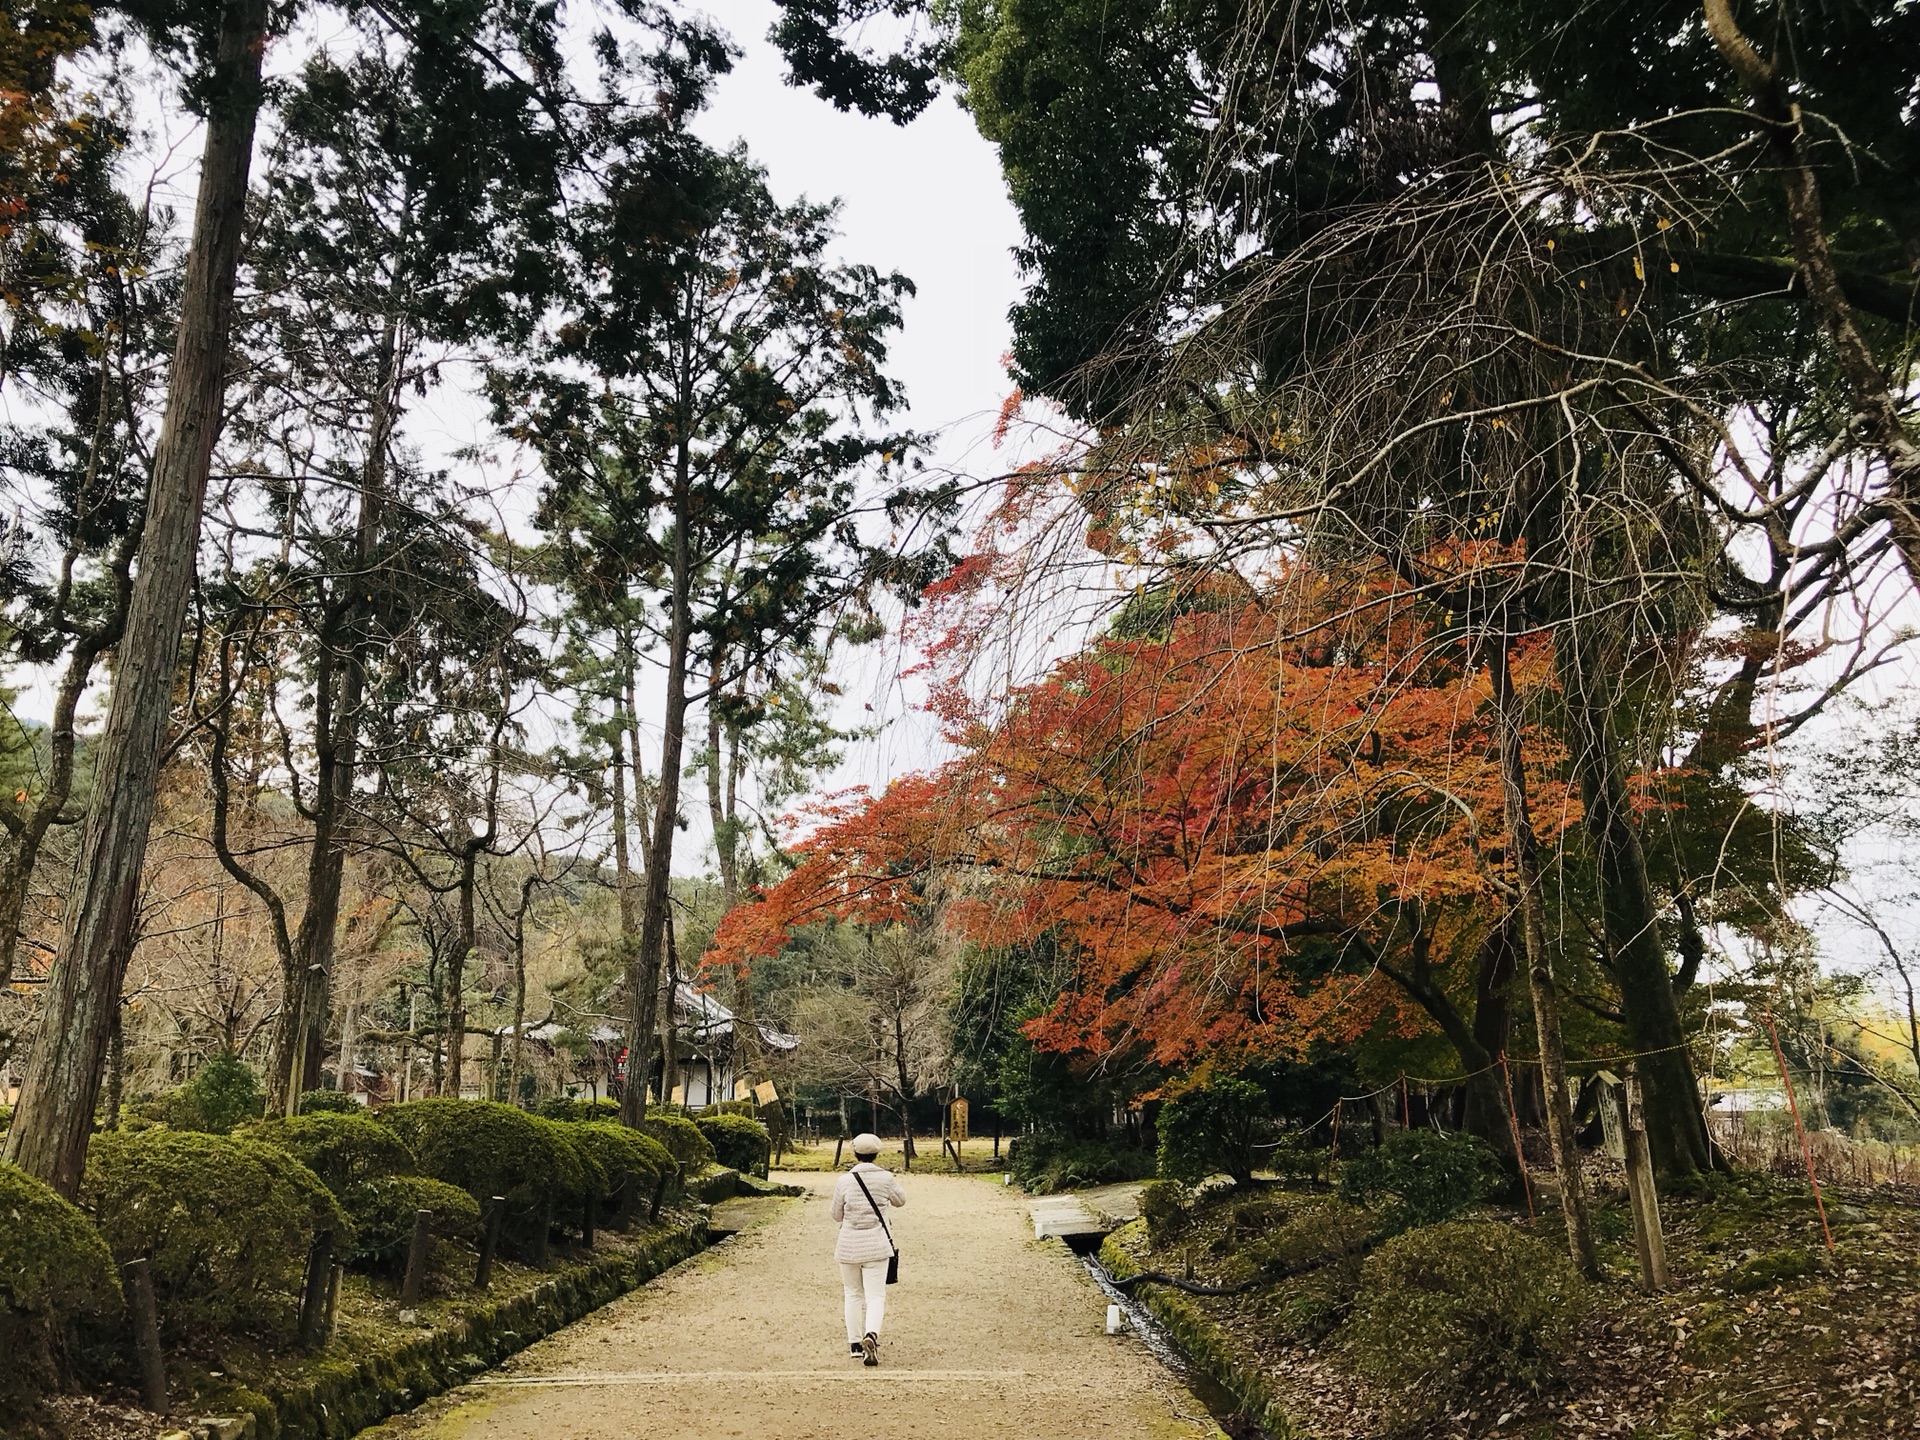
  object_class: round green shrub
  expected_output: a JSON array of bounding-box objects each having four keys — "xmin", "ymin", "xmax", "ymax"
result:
[
  {"xmin": 159, "ymin": 1051, "xmax": 265, "ymax": 1134},
  {"xmin": 1156, "ymin": 1074, "xmax": 1269, "ymax": 1185},
  {"xmin": 534, "ymin": 1116, "xmax": 605, "ymax": 1203},
  {"xmin": 240, "ymin": 1112, "xmax": 416, "ymax": 1194},
  {"xmin": 296, "ymin": 1089, "xmax": 362, "ymax": 1115},
  {"xmin": 640, "ymin": 1112, "xmax": 716, "ymax": 1173},
  {"xmin": 569, "ymin": 1121, "xmax": 674, "ymax": 1212},
  {"xmin": 374, "ymin": 1098, "xmax": 566, "ymax": 1208},
  {"xmin": 0, "ymin": 1161, "xmax": 121, "ymax": 1381},
  {"xmin": 1337, "ymin": 1129, "xmax": 1502, "ymax": 1231},
  {"xmin": 695, "ymin": 1112, "xmax": 771, "ymax": 1178},
  {"xmin": 342, "ymin": 1174, "xmax": 481, "ymax": 1270},
  {"xmin": 82, "ymin": 1130, "xmax": 347, "ymax": 1339},
  {"xmin": 1343, "ymin": 1220, "xmax": 1589, "ymax": 1419}
]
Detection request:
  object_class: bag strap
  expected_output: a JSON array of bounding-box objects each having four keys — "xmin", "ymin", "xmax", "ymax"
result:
[{"xmin": 850, "ymin": 1169, "xmax": 896, "ymax": 1253}]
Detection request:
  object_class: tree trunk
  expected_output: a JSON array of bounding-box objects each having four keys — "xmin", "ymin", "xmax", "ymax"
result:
[
  {"xmin": 335, "ymin": 995, "xmax": 359, "ymax": 1093},
  {"xmin": 658, "ymin": 910, "xmax": 681, "ymax": 1104},
  {"xmin": 618, "ymin": 471, "xmax": 692, "ymax": 1128},
  {"xmin": 1379, "ymin": 921, "xmax": 1517, "ymax": 1163},
  {"xmin": 1489, "ymin": 637, "xmax": 1599, "ymax": 1279},
  {"xmin": 1557, "ymin": 637, "xmax": 1716, "ymax": 1179},
  {"xmin": 291, "ymin": 310, "xmax": 399, "ymax": 1100},
  {"xmin": 508, "ymin": 880, "xmax": 531, "ymax": 1105},
  {"xmin": 3, "ymin": 0, "xmax": 268, "ymax": 1191},
  {"xmin": 444, "ymin": 847, "xmax": 477, "ymax": 1098},
  {"xmin": 1465, "ymin": 917, "xmax": 1520, "ymax": 1149}
]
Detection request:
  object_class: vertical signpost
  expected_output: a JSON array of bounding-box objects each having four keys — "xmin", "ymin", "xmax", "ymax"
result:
[{"xmin": 945, "ymin": 1097, "xmax": 969, "ymax": 1171}]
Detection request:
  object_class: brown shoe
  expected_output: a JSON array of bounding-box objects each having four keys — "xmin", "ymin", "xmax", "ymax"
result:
[{"xmin": 861, "ymin": 1331, "xmax": 879, "ymax": 1367}]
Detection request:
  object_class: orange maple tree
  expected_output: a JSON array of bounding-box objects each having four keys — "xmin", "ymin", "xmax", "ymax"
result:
[{"xmin": 712, "ymin": 562, "xmax": 1581, "ymax": 1136}]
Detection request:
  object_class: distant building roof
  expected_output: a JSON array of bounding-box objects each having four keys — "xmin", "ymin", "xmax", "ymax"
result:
[
  {"xmin": 493, "ymin": 991, "xmax": 795, "ymax": 1052},
  {"xmin": 669, "ymin": 980, "xmax": 798, "ymax": 1051}
]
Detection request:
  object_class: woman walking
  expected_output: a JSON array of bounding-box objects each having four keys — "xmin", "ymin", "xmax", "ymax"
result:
[{"xmin": 831, "ymin": 1132, "xmax": 904, "ymax": 1366}]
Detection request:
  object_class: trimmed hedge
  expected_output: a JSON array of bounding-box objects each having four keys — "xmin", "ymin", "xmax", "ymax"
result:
[
  {"xmin": 343, "ymin": 1175, "xmax": 482, "ymax": 1271},
  {"xmin": 82, "ymin": 1129, "xmax": 347, "ymax": 1339},
  {"xmin": 534, "ymin": 1117, "xmax": 606, "ymax": 1224},
  {"xmin": 0, "ymin": 1160, "xmax": 121, "ymax": 1385},
  {"xmin": 695, "ymin": 1112, "xmax": 771, "ymax": 1178},
  {"xmin": 243, "ymin": 1112, "xmax": 417, "ymax": 1194},
  {"xmin": 375, "ymin": 1099, "xmax": 565, "ymax": 1209},
  {"xmin": 569, "ymin": 1121, "xmax": 676, "ymax": 1216},
  {"xmin": 641, "ymin": 1112, "xmax": 716, "ymax": 1173}
]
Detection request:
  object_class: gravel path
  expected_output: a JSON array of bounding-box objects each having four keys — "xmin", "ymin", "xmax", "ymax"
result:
[{"xmin": 357, "ymin": 1170, "xmax": 1221, "ymax": 1440}]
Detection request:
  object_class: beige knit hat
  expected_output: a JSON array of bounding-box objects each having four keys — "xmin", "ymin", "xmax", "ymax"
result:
[{"xmin": 851, "ymin": 1132, "xmax": 883, "ymax": 1158}]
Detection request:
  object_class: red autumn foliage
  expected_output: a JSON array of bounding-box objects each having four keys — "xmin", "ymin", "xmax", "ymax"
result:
[{"xmin": 712, "ymin": 564, "xmax": 1581, "ymax": 1071}]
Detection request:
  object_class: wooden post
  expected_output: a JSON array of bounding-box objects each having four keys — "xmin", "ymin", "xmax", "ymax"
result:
[
  {"xmin": 298, "ymin": 1230, "xmax": 334, "ymax": 1347},
  {"xmin": 833, "ymin": 1134, "xmax": 844, "ymax": 1168},
  {"xmin": 649, "ymin": 1171, "xmax": 669, "ymax": 1223},
  {"xmin": 399, "ymin": 1209, "xmax": 432, "ymax": 1305},
  {"xmin": 324, "ymin": 1263, "xmax": 344, "ymax": 1342},
  {"xmin": 615, "ymin": 1176, "xmax": 638, "ymax": 1231},
  {"xmin": 124, "ymin": 1257, "xmax": 168, "ymax": 1414},
  {"xmin": 1611, "ymin": 1067, "xmax": 1670, "ymax": 1290},
  {"xmin": 533, "ymin": 1197, "xmax": 551, "ymax": 1266},
  {"xmin": 582, "ymin": 1190, "xmax": 597, "ymax": 1250},
  {"xmin": 475, "ymin": 1196, "xmax": 505, "ymax": 1289}
]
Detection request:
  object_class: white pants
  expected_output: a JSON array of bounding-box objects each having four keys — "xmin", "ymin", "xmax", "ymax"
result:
[{"xmin": 840, "ymin": 1260, "xmax": 888, "ymax": 1341}]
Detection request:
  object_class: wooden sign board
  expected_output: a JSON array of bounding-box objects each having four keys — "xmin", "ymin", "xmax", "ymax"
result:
[
  {"xmin": 669, "ymin": 1084, "xmax": 685, "ymax": 1106},
  {"xmin": 949, "ymin": 1097, "xmax": 969, "ymax": 1145},
  {"xmin": 734, "ymin": 1077, "xmax": 751, "ymax": 1101},
  {"xmin": 754, "ymin": 1080, "xmax": 779, "ymax": 1106}
]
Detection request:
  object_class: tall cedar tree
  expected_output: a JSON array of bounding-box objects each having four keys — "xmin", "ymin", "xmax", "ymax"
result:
[{"xmin": 500, "ymin": 142, "xmax": 952, "ymax": 1125}]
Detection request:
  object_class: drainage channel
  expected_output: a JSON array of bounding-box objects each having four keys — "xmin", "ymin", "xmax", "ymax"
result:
[{"xmin": 1059, "ymin": 1234, "xmax": 1273, "ymax": 1440}]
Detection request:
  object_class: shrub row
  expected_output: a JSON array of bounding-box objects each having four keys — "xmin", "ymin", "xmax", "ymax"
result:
[{"xmin": 2, "ymin": 1096, "xmax": 695, "ymax": 1374}]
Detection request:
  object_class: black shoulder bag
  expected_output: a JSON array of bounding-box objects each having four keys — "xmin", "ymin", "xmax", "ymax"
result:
[{"xmin": 851, "ymin": 1170, "xmax": 900, "ymax": 1285}]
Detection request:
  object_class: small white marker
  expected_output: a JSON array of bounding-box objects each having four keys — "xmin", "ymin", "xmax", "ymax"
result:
[
  {"xmin": 1106, "ymin": 1304, "xmax": 1125, "ymax": 1335},
  {"xmin": 1003, "ymin": 1172, "xmax": 1012, "ymax": 1185}
]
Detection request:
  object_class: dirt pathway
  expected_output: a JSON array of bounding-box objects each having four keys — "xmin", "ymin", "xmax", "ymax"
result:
[{"xmin": 358, "ymin": 1171, "xmax": 1222, "ymax": 1440}]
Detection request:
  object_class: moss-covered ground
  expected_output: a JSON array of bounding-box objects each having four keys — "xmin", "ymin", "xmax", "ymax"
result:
[
  {"xmin": 1103, "ymin": 1172, "xmax": 1920, "ymax": 1439},
  {"xmin": 39, "ymin": 1206, "xmax": 711, "ymax": 1440}
]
